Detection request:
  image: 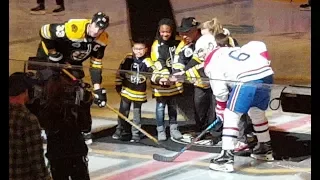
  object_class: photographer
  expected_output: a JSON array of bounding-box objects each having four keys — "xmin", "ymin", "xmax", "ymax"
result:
[{"xmin": 27, "ymin": 72, "xmax": 92, "ymax": 180}]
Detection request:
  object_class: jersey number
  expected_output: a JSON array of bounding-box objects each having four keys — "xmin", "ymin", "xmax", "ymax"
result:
[
  {"xmin": 55, "ymin": 25, "xmax": 65, "ymax": 38},
  {"xmin": 228, "ymin": 50, "xmax": 250, "ymax": 61}
]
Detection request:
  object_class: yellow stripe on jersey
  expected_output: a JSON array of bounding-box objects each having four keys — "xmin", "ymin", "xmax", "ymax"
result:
[
  {"xmin": 90, "ymin": 58, "xmax": 103, "ymax": 69},
  {"xmin": 123, "ymin": 87, "xmax": 146, "ymax": 95},
  {"xmin": 185, "ymin": 65, "xmax": 210, "ymax": 89},
  {"xmin": 120, "ymin": 87, "xmax": 147, "ymax": 102},
  {"xmin": 151, "ymin": 40, "xmax": 160, "ymax": 61},
  {"xmin": 40, "ymin": 24, "xmax": 51, "ymax": 39},
  {"xmin": 41, "ymin": 41, "xmax": 49, "ymax": 55},
  {"xmin": 172, "ymin": 63, "xmax": 185, "ymax": 70},
  {"xmin": 152, "ymin": 83, "xmax": 183, "ymax": 97},
  {"xmin": 64, "ymin": 19, "xmax": 90, "ymax": 41},
  {"xmin": 174, "ymin": 41, "xmax": 185, "ymax": 56},
  {"xmin": 192, "ymin": 56, "xmax": 202, "ymax": 64},
  {"xmin": 151, "ymin": 69, "xmax": 169, "ymax": 83},
  {"xmin": 172, "ymin": 41, "xmax": 186, "ymax": 71},
  {"xmin": 143, "ymin": 57, "xmax": 155, "ymax": 68}
]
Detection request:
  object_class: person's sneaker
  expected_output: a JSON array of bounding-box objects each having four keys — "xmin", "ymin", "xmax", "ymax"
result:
[
  {"xmin": 130, "ymin": 135, "xmax": 141, "ymax": 143},
  {"xmin": 30, "ymin": 5, "xmax": 46, "ymax": 15},
  {"xmin": 112, "ymin": 129, "xmax": 122, "ymax": 140},
  {"xmin": 157, "ymin": 126, "xmax": 167, "ymax": 141},
  {"xmin": 52, "ymin": 5, "xmax": 65, "ymax": 15},
  {"xmin": 83, "ymin": 132, "xmax": 93, "ymax": 145},
  {"xmin": 170, "ymin": 124, "xmax": 183, "ymax": 140},
  {"xmin": 250, "ymin": 141, "xmax": 274, "ymax": 161},
  {"xmin": 209, "ymin": 150, "xmax": 235, "ymax": 172}
]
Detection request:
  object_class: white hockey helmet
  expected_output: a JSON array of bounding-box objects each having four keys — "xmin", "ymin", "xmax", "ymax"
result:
[{"xmin": 194, "ymin": 34, "xmax": 217, "ymax": 61}]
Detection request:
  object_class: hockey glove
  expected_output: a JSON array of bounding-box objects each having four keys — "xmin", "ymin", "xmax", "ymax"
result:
[
  {"xmin": 48, "ymin": 52, "xmax": 63, "ymax": 62},
  {"xmin": 93, "ymin": 88, "xmax": 107, "ymax": 108}
]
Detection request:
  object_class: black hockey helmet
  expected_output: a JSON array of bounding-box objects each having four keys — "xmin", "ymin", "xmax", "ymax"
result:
[{"xmin": 92, "ymin": 12, "xmax": 109, "ymax": 30}]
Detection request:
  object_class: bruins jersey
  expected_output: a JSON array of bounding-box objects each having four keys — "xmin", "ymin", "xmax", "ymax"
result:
[
  {"xmin": 150, "ymin": 40, "xmax": 183, "ymax": 97},
  {"xmin": 172, "ymin": 40, "xmax": 210, "ymax": 89},
  {"xmin": 171, "ymin": 41, "xmax": 195, "ymax": 72},
  {"xmin": 39, "ymin": 19, "xmax": 109, "ymax": 68},
  {"xmin": 115, "ymin": 53, "xmax": 155, "ymax": 102}
]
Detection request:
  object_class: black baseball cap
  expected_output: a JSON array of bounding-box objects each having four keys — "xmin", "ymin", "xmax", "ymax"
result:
[
  {"xmin": 9, "ymin": 72, "xmax": 38, "ymax": 96},
  {"xmin": 177, "ymin": 17, "xmax": 200, "ymax": 33}
]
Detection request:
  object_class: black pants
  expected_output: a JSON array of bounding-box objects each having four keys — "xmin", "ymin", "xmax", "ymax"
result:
[
  {"xmin": 116, "ymin": 98, "xmax": 142, "ymax": 135},
  {"xmin": 49, "ymin": 156, "xmax": 90, "ymax": 180},
  {"xmin": 37, "ymin": 0, "xmax": 64, "ymax": 6},
  {"xmin": 193, "ymin": 87, "xmax": 216, "ymax": 132}
]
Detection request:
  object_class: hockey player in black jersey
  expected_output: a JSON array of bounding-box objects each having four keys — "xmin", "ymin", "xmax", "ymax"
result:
[
  {"xmin": 34, "ymin": 12, "xmax": 109, "ymax": 109},
  {"xmin": 113, "ymin": 38, "xmax": 156, "ymax": 142},
  {"xmin": 30, "ymin": 12, "xmax": 110, "ymax": 144}
]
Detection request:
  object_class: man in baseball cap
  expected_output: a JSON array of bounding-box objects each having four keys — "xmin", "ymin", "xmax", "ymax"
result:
[
  {"xmin": 9, "ymin": 72, "xmax": 38, "ymax": 97},
  {"xmin": 177, "ymin": 17, "xmax": 200, "ymax": 32}
]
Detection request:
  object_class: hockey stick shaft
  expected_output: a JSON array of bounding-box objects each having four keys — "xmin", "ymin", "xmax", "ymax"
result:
[
  {"xmin": 153, "ymin": 118, "xmax": 221, "ymax": 162},
  {"xmin": 61, "ymin": 68, "xmax": 160, "ymax": 145},
  {"xmin": 105, "ymin": 104, "xmax": 160, "ymax": 144},
  {"xmin": 181, "ymin": 118, "xmax": 220, "ymax": 151}
]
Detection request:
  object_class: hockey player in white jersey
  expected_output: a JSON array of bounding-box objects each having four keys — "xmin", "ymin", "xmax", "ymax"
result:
[{"xmin": 200, "ymin": 36, "xmax": 274, "ymax": 172}]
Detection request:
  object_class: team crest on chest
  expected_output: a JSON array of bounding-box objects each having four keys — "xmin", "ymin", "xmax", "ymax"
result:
[
  {"xmin": 72, "ymin": 42, "xmax": 81, "ymax": 48},
  {"xmin": 71, "ymin": 24, "xmax": 78, "ymax": 33},
  {"xmin": 184, "ymin": 47, "xmax": 193, "ymax": 57}
]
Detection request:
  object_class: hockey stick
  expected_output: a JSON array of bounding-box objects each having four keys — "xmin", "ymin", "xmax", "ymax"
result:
[
  {"xmin": 105, "ymin": 104, "xmax": 160, "ymax": 145},
  {"xmin": 153, "ymin": 118, "xmax": 221, "ymax": 162},
  {"xmin": 61, "ymin": 69, "xmax": 161, "ymax": 145}
]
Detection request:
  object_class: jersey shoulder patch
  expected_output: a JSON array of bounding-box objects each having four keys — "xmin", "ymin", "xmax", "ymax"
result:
[
  {"xmin": 95, "ymin": 32, "xmax": 109, "ymax": 46},
  {"xmin": 64, "ymin": 19, "xmax": 90, "ymax": 40}
]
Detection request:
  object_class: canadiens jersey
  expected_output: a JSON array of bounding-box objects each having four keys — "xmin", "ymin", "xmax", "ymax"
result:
[
  {"xmin": 204, "ymin": 41, "xmax": 274, "ymax": 102},
  {"xmin": 150, "ymin": 40, "xmax": 183, "ymax": 97},
  {"xmin": 115, "ymin": 54, "xmax": 155, "ymax": 102},
  {"xmin": 39, "ymin": 19, "xmax": 109, "ymax": 68}
]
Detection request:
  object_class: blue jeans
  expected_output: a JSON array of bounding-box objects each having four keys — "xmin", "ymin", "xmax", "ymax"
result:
[{"xmin": 155, "ymin": 97, "xmax": 177, "ymax": 127}]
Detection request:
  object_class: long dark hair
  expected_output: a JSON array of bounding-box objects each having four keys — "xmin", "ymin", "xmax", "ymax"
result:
[{"xmin": 155, "ymin": 18, "xmax": 177, "ymax": 42}]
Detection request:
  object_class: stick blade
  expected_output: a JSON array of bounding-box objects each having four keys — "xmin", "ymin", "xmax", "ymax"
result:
[{"xmin": 153, "ymin": 153, "xmax": 176, "ymax": 162}]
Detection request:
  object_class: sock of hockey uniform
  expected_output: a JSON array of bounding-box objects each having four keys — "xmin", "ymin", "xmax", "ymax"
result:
[
  {"xmin": 248, "ymin": 107, "xmax": 271, "ymax": 142},
  {"xmin": 222, "ymin": 108, "xmax": 242, "ymax": 150}
]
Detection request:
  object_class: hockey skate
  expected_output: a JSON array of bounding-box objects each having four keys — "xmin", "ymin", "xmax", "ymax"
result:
[
  {"xmin": 209, "ymin": 150, "xmax": 235, "ymax": 172},
  {"xmin": 250, "ymin": 141, "xmax": 274, "ymax": 161}
]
